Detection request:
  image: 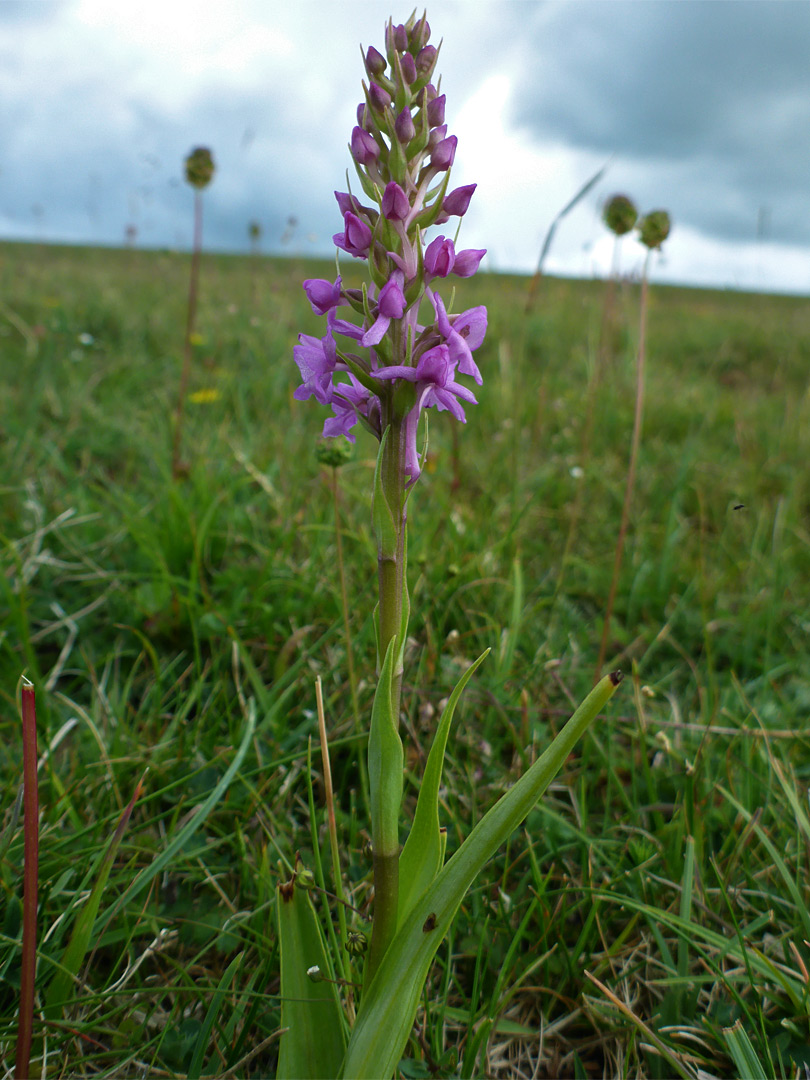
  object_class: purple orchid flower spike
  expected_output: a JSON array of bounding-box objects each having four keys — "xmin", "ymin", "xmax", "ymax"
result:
[
  {"xmin": 293, "ymin": 12, "xmax": 487, "ymax": 486},
  {"xmin": 289, "ymin": 9, "xmax": 493, "ymax": 999}
]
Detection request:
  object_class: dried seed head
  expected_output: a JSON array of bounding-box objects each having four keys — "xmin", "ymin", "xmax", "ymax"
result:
[
  {"xmin": 638, "ymin": 210, "xmax": 671, "ymax": 250},
  {"xmin": 603, "ymin": 194, "xmax": 638, "ymax": 236},
  {"xmin": 184, "ymin": 147, "xmax": 215, "ymax": 189}
]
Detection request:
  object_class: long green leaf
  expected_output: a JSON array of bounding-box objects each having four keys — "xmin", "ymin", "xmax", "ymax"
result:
[
  {"xmin": 277, "ymin": 875, "xmax": 347, "ymax": 1080},
  {"xmin": 398, "ymin": 649, "xmax": 490, "ymax": 926},
  {"xmin": 341, "ymin": 671, "xmax": 622, "ymax": 1079},
  {"xmin": 368, "ymin": 637, "xmax": 403, "ymax": 862}
]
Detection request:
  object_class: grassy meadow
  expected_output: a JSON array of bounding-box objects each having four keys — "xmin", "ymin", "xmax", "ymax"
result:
[{"xmin": 1, "ymin": 237, "xmax": 810, "ymax": 1078}]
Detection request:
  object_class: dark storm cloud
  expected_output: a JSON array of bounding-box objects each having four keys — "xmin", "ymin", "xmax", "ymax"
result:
[
  {"xmin": 0, "ymin": 52, "xmax": 344, "ymax": 253},
  {"xmin": 512, "ymin": 1, "xmax": 810, "ymax": 245}
]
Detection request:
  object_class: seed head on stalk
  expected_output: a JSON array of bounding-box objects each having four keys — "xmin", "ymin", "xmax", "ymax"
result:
[
  {"xmin": 184, "ymin": 146, "xmax": 215, "ymax": 189},
  {"xmin": 603, "ymin": 193, "xmax": 638, "ymax": 237},
  {"xmin": 638, "ymin": 209, "xmax": 671, "ymax": 250},
  {"xmin": 172, "ymin": 146, "xmax": 216, "ymax": 478}
]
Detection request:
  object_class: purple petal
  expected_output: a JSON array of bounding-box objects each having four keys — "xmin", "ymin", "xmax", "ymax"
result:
[
  {"xmin": 452, "ymin": 248, "xmax": 486, "ymax": 278},
  {"xmin": 361, "ymin": 314, "xmax": 391, "ymax": 347},
  {"xmin": 374, "ymin": 364, "xmax": 419, "ymax": 382},
  {"xmin": 444, "ymin": 184, "xmax": 476, "ymax": 217},
  {"xmin": 382, "ymin": 181, "xmax": 409, "ymax": 222},
  {"xmin": 303, "ymin": 276, "xmax": 343, "ymax": 315},
  {"xmin": 424, "ymin": 236, "xmax": 455, "ymax": 278}
]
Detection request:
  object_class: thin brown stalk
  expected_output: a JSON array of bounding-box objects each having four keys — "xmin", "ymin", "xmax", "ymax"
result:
[
  {"xmin": 172, "ymin": 188, "xmax": 203, "ymax": 478},
  {"xmin": 315, "ymin": 676, "xmax": 355, "ymax": 1021},
  {"xmin": 15, "ymin": 678, "xmax": 38, "ymax": 1080},
  {"xmin": 595, "ymin": 249, "xmax": 651, "ymax": 682},
  {"xmin": 597, "ymin": 234, "xmax": 623, "ymax": 375}
]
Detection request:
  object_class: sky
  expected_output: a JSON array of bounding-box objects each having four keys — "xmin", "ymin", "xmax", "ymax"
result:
[{"xmin": 1, "ymin": 0, "xmax": 809, "ymax": 294}]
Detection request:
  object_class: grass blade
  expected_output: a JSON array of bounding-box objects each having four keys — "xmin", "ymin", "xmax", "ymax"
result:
[
  {"xmin": 722, "ymin": 1019, "xmax": 769, "ymax": 1080},
  {"xmin": 186, "ymin": 951, "xmax": 244, "ymax": 1080}
]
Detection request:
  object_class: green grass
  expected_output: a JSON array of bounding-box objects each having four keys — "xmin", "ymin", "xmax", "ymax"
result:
[{"xmin": 1, "ymin": 238, "xmax": 809, "ymax": 1077}]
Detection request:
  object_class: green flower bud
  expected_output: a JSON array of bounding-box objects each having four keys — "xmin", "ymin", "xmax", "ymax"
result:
[
  {"xmin": 638, "ymin": 210, "xmax": 671, "ymax": 250},
  {"xmin": 345, "ymin": 930, "xmax": 368, "ymax": 957},
  {"xmin": 185, "ymin": 147, "xmax": 215, "ymax": 189},
  {"xmin": 316, "ymin": 438, "xmax": 354, "ymax": 469},
  {"xmin": 297, "ymin": 867, "xmax": 316, "ymax": 890},
  {"xmin": 602, "ymin": 194, "xmax": 638, "ymax": 237},
  {"xmin": 307, "ymin": 965, "xmax": 324, "ymax": 982}
]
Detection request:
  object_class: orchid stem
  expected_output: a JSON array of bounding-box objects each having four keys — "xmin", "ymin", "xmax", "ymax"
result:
[{"xmin": 367, "ymin": 412, "xmax": 408, "ymax": 982}]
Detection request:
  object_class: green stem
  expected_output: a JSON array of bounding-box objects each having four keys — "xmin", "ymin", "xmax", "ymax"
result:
[
  {"xmin": 377, "ymin": 411, "xmax": 407, "ymax": 720},
  {"xmin": 367, "ymin": 401, "xmax": 409, "ymax": 983}
]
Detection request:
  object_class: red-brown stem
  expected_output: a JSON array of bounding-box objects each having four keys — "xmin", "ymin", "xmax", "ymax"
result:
[
  {"xmin": 172, "ymin": 188, "xmax": 203, "ymax": 478},
  {"xmin": 595, "ymin": 250, "xmax": 651, "ymax": 681},
  {"xmin": 15, "ymin": 680, "xmax": 38, "ymax": 1080}
]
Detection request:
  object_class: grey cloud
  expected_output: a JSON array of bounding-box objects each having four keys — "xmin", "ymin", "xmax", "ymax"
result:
[{"xmin": 512, "ymin": 1, "xmax": 810, "ymax": 244}]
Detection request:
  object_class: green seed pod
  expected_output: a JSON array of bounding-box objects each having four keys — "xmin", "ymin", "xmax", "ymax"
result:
[
  {"xmin": 316, "ymin": 438, "xmax": 353, "ymax": 469},
  {"xmin": 638, "ymin": 210, "xmax": 671, "ymax": 250},
  {"xmin": 603, "ymin": 194, "xmax": 638, "ymax": 236},
  {"xmin": 185, "ymin": 147, "xmax": 215, "ymax": 189}
]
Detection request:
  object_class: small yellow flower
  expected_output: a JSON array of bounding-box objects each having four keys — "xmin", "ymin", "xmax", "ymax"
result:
[
  {"xmin": 189, "ymin": 388, "xmax": 220, "ymax": 404},
  {"xmin": 189, "ymin": 332, "xmax": 206, "ymax": 347}
]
